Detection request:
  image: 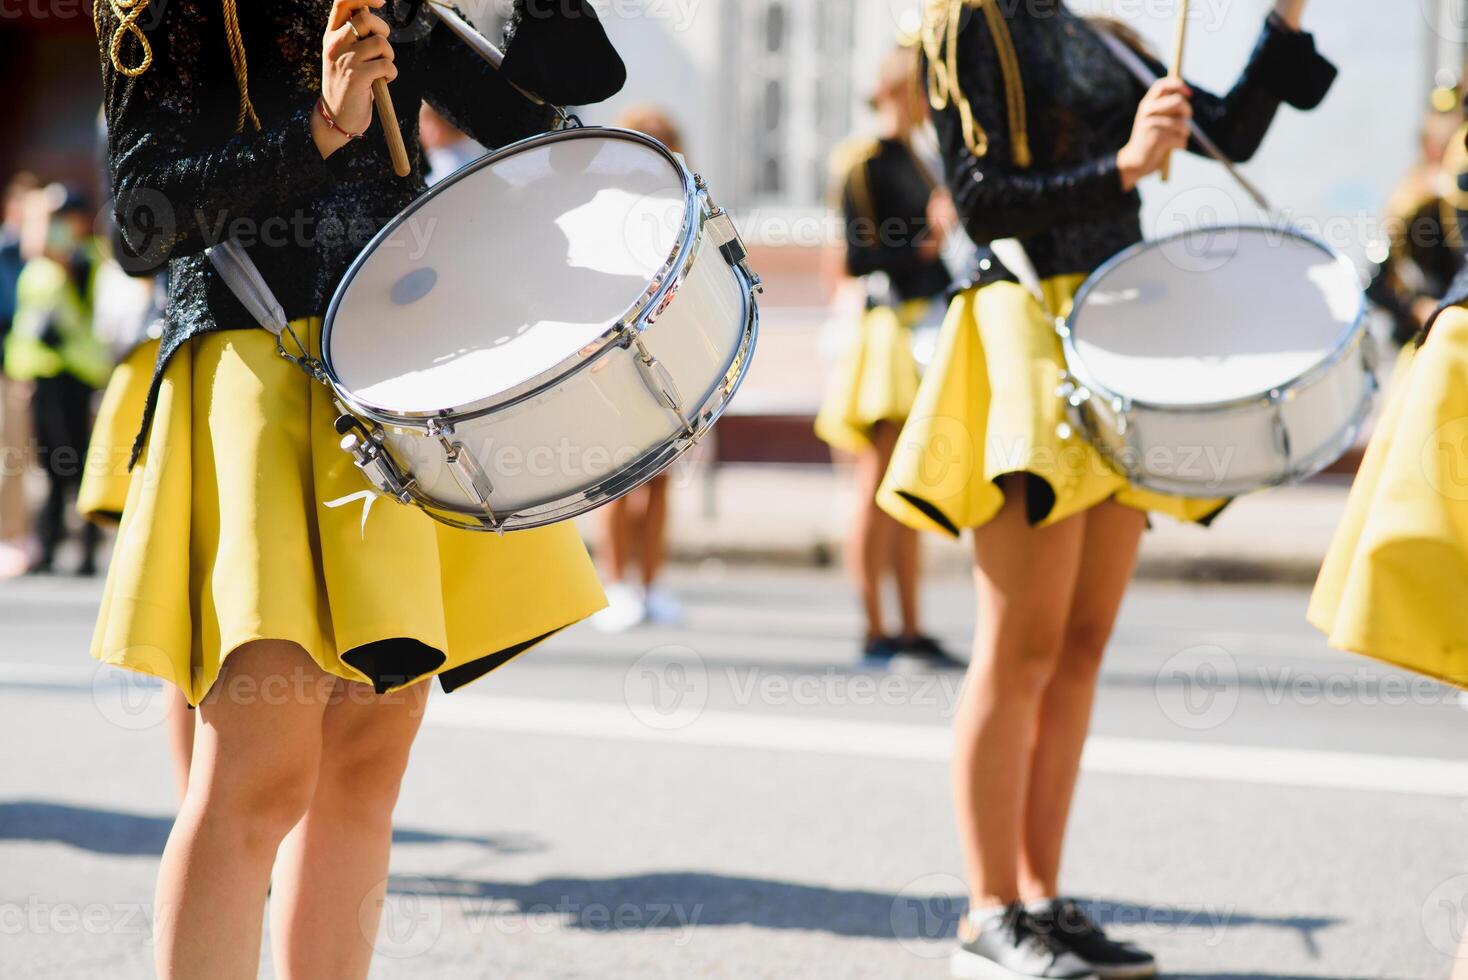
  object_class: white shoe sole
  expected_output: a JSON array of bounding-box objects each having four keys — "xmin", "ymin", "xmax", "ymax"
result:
[{"xmin": 949, "ymin": 948, "xmax": 1098, "ymax": 980}]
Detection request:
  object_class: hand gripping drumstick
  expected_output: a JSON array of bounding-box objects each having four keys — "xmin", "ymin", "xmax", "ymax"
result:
[
  {"xmin": 1160, "ymin": 0, "xmax": 1190, "ymax": 182},
  {"xmin": 353, "ymin": 13, "xmax": 412, "ymax": 177}
]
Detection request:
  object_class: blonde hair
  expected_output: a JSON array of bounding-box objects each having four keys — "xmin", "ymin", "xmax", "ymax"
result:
[
  {"xmin": 615, "ymin": 105, "xmax": 685, "ymax": 156},
  {"xmin": 97, "ymin": 0, "xmax": 259, "ymax": 133}
]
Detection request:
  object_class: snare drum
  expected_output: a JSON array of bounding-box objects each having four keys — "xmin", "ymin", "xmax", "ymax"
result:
[
  {"xmin": 1060, "ymin": 225, "xmax": 1372, "ymax": 497},
  {"xmin": 321, "ymin": 127, "xmax": 760, "ymax": 531}
]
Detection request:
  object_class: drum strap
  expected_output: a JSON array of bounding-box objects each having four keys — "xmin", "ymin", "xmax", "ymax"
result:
[{"xmin": 205, "ymin": 238, "xmax": 325, "ymax": 382}]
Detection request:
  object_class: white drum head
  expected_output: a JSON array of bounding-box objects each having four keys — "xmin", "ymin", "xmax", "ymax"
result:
[
  {"xmin": 326, "ymin": 131, "xmax": 688, "ymax": 414},
  {"xmin": 1066, "ymin": 227, "xmax": 1363, "ymax": 407}
]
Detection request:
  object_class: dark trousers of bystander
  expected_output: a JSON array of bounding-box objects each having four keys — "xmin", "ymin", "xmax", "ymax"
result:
[{"xmin": 31, "ymin": 372, "xmax": 99, "ymax": 573}]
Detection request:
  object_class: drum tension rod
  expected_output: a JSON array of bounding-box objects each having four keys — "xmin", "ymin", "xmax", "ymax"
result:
[
  {"xmin": 629, "ymin": 335, "xmax": 695, "ymax": 439},
  {"xmin": 426, "ymin": 418, "xmax": 500, "ymax": 528},
  {"xmin": 696, "ymin": 174, "xmax": 763, "ymax": 293}
]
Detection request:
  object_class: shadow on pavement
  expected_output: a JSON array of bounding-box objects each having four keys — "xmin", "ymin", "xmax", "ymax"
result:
[
  {"xmin": 0, "ymin": 800, "xmax": 542, "ymax": 857},
  {"xmin": 386, "ymin": 873, "xmax": 1341, "ymax": 951}
]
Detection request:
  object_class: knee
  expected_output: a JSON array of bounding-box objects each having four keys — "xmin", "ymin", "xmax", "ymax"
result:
[
  {"xmin": 197, "ymin": 765, "xmax": 317, "ymax": 853},
  {"xmin": 980, "ymin": 628, "xmax": 1067, "ymax": 696},
  {"xmin": 314, "ymin": 741, "xmax": 413, "ymax": 824},
  {"xmin": 1058, "ymin": 619, "xmax": 1113, "ymax": 677}
]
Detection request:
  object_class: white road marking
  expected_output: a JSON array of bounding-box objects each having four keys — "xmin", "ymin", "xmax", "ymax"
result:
[
  {"xmin": 428, "ymin": 695, "xmax": 1468, "ymax": 799},
  {"xmin": 6, "ymin": 663, "xmax": 1466, "ymax": 798}
]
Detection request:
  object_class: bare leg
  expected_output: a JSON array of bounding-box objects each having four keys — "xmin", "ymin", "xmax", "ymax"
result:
[
  {"xmin": 154, "ymin": 641, "xmax": 331, "ymax": 979},
  {"xmin": 1453, "ymin": 932, "xmax": 1468, "ymax": 980},
  {"xmin": 166, "ymin": 687, "xmax": 196, "ymax": 804},
  {"xmin": 1018, "ymin": 498, "xmax": 1146, "ymax": 900},
  {"xmin": 598, "ymin": 494, "xmax": 632, "ymax": 583},
  {"xmin": 893, "ymin": 522, "xmax": 922, "ymax": 637},
  {"xmin": 848, "ymin": 423, "xmax": 900, "ymax": 641},
  {"xmin": 639, "ymin": 475, "xmax": 670, "ymax": 589},
  {"xmin": 271, "ymin": 679, "xmax": 430, "ymax": 980},
  {"xmin": 955, "ymin": 475, "xmax": 1086, "ymax": 909}
]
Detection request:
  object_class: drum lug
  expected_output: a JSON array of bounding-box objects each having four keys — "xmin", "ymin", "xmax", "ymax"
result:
[
  {"xmin": 337, "ymin": 417, "xmax": 415, "ymax": 505},
  {"xmin": 698, "ymin": 175, "xmax": 763, "ymax": 293},
  {"xmin": 428, "ymin": 419, "xmax": 500, "ymax": 528},
  {"xmin": 1268, "ymin": 389, "xmax": 1293, "ymax": 468},
  {"xmin": 630, "ymin": 336, "xmax": 694, "ymax": 438}
]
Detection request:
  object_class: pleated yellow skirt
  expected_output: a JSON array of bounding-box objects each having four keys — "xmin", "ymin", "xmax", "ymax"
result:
[
  {"xmin": 877, "ymin": 277, "xmax": 1226, "ymax": 537},
  {"xmin": 91, "ymin": 320, "xmax": 606, "ymax": 705},
  {"xmin": 79, "ymin": 339, "xmax": 159, "ymax": 526},
  {"xmin": 1308, "ymin": 309, "xmax": 1468, "ymax": 689},
  {"xmin": 814, "ymin": 299, "xmax": 931, "ymax": 454}
]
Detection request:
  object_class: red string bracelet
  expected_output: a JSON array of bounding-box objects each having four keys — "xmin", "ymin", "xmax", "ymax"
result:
[{"xmin": 317, "ymin": 97, "xmax": 365, "ymax": 141}]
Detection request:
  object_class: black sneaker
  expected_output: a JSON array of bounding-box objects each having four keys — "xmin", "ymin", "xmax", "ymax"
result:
[
  {"xmin": 1026, "ymin": 899, "xmax": 1157, "ymax": 979},
  {"xmin": 951, "ymin": 903, "xmax": 1097, "ymax": 980},
  {"xmin": 859, "ymin": 635, "xmax": 901, "ymax": 668},
  {"xmin": 893, "ymin": 634, "xmax": 967, "ymax": 670}
]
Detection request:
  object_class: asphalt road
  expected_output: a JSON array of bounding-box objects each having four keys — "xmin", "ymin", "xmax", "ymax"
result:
[{"xmin": 2, "ymin": 566, "xmax": 1465, "ymax": 979}]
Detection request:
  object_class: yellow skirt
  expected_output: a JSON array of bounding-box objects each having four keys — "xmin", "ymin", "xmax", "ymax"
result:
[
  {"xmin": 1308, "ymin": 310, "xmax": 1468, "ymax": 689},
  {"xmin": 91, "ymin": 320, "xmax": 606, "ymax": 706},
  {"xmin": 814, "ymin": 299, "xmax": 930, "ymax": 454},
  {"xmin": 79, "ymin": 339, "xmax": 159, "ymax": 526},
  {"xmin": 877, "ymin": 277, "xmax": 1227, "ymax": 536}
]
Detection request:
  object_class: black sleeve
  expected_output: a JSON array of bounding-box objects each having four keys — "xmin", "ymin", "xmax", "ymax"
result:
[
  {"xmin": 419, "ymin": 8, "xmax": 559, "ymax": 150},
  {"xmin": 842, "ymin": 160, "xmax": 936, "ymax": 280},
  {"xmin": 937, "ymin": 17, "xmax": 1134, "ymax": 245},
  {"xmin": 1138, "ymin": 17, "xmax": 1337, "ymax": 164},
  {"xmin": 97, "ymin": 0, "xmax": 347, "ymax": 268}
]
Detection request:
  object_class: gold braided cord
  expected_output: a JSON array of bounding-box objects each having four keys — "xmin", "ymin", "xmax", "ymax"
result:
[
  {"xmin": 921, "ymin": 0, "xmax": 1031, "ymax": 168},
  {"xmin": 221, "ymin": 0, "xmax": 261, "ymax": 133},
  {"xmin": 102, "ymin": 0, "xmax": 154, "ymax": 77},
  {"xmin": 100, "ymin": 0, "xmax": 259, "ymax": 135}
]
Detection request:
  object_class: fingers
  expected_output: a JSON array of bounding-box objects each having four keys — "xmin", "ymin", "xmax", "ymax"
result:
[
  {"xmin": 326, "ymin": 26, "xmax": 396, "ymax": 68},
  {"xmin": 1149, "ymin": 77, "xmax": 1192, "ymax": 100},
  {"xmin": 328, "ymin": 0, "xmax": 384, "ymax": 31},
  {"xmin": 1149, "ymin": 92, "xmax": 1193, "ymax": 120}
]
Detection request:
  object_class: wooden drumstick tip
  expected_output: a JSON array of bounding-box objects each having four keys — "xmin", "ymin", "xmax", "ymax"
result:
[
  {"xmin": 1160, "ymin": 0, "xmax": 1190, "ymax": 182},
  {"xmin": 373, "ymin": 78, "xmax": 412, "ymax": 178}
]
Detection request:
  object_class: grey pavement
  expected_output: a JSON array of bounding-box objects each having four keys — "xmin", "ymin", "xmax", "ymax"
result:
[
  {"xmin": 2, "ymin": 567, "xmax": 1465, "ymax": 979},
  {"xmin": 593, "ymin": 460, "xmax": 1356, "ymax": 585}
]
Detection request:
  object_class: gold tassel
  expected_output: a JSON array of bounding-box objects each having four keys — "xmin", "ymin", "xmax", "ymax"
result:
[
  {"xmin": 101, "ymin": 0, "xmax": 259, "ymax": 135},
  {"xmin": 221, "ymin": 0, "xmax": 261, "ymax": 133},
  {"xmin": 922, "ymin": 0, "xmax": 1031, "ymax": 169}
]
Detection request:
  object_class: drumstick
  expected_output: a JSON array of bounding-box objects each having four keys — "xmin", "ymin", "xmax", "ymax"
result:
[
  {"xmin": 1160, "ymin": 0, "xmax": 1190, "ymax": 182},
  {"xmin": 355, "ymin": 12, "xmax": 412, "ymax": 178},
  {"xmin": 374, "ymin": 79, "xmax": 411, "ymax": 177}
]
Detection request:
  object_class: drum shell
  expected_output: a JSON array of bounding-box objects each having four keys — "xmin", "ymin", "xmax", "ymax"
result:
[
  {"xmin": 367, "ymin": 226, "xmax": 753, "ymax": 524},
  {"xmin": 1078, "ymin": 330, "xmax": 1376, "ymax": 497}
]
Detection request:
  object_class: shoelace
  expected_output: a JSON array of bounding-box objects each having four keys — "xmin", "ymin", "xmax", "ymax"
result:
[
  {"xmin": 1051, "ymin": 900, "xmax": 1106, "ymax": 941},
  {"xmin": 1009, "ymin": 908, "xmax": 1076, "ymax": 960}
]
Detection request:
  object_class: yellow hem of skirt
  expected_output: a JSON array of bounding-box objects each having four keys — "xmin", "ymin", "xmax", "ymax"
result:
[
  {"xmin": 89, "ymin": 320, "xmax": 607, "ymax": 705},
  {"xmin": 814, "ymin": 301, "xmax": 929, "ymax": 455},
  {"xmin": 1309, "ymin": 316, "xmax": 1468, "ymax": 690},
  {"xmin": 876, "ymin": 278, "xmax": 1226, "ymax": 537}
]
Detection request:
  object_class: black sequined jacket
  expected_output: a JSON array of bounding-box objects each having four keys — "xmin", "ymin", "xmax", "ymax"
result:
[
  {"xmin": 96, "ymin": 0, "xmax": 617, "ymax": 460},
  {"xmin": 840, "ymin": 138, "xmax": 953, "ymax": 303},
  {"xmin": 928, "ymin": 5, "xmax": 1336, "ymax": 282}
]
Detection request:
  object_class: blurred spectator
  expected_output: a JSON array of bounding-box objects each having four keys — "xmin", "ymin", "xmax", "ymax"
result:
[
  {"xmin": 420, "ymin": 104, "xmax": 486, "ymax": 186},
  {"xmin": 591, "ymin": 105, "xmax": 686, "ymax": 633},
  {"xmin": 0, "ymin": 172, "xmax": 40, "ymax": 575},
  {"xmin": 1367, "ymin": 102, "xmax": 1464, "ymax": 345},
  {"xmin": 3, "ymin": 186, "xmax": 111, "ymax": 575}
]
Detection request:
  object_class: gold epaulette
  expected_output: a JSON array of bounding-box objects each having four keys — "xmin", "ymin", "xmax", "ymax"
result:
[
  {"xmin": 1440, "ymin": 121, "xmax": 1468, "ymax": 211},
  {"xmin": 922, "ymin": 0, "xmax": 1031, "ymax": 168},
  {"xmin": 828, "ymin": 137, "xmax": 882, "ymax": 224}
]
